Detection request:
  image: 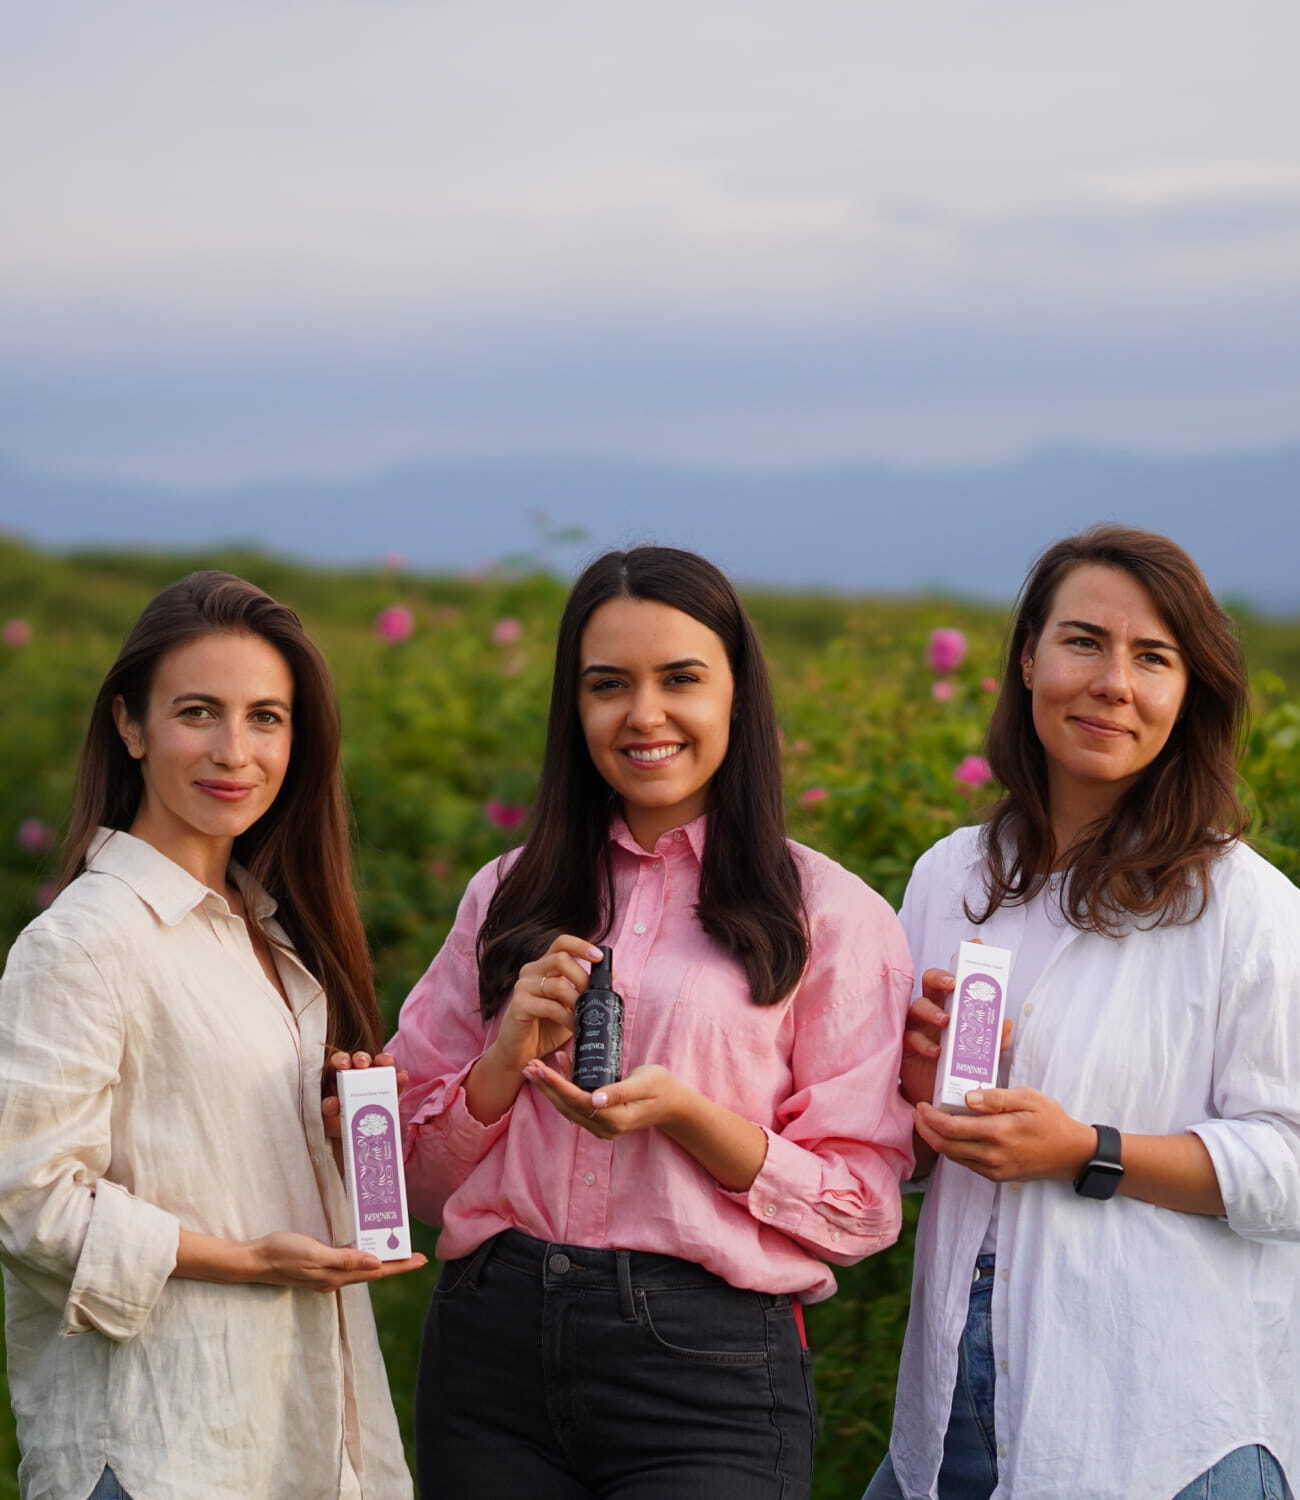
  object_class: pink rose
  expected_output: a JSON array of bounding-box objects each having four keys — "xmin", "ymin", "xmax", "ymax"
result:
[
  {"xmin": 374, "ymin": 605, "xmax": 415, "ymax": 643},
  {"xmin": 799, "ymin": 787, "xmax": 828, "ymax": 807},
  {"xmin": 954, "ymin": 755, "xmax": 993, "ymax": 788},
  {"xmin": 382, "ymin": 551, "xmax": 407, "ymax": 573},
  {"xmin": 3, "ymin": 619, "xmax": 32, "ymax": 648},
  {"xmin": 927, "ymin": 628, "xmax": 967, "ymax": 675},
  {"xmin": 981, "ymin": 677, "xmax": 999, "ymax": 693},
  {"xmin": 18, "ymin": 818, "xmax": 53, "ymax": 853},
  {"xmin": 931, "ymin": 679, "xmax": 956, "ymax": 702},
  {"xmin": 485, "ymin": 800, "xmax": 528, "ymax": 830},
  {"xmin": 491, "ymin": 617, "xmax": 523, "ymax": 646}
]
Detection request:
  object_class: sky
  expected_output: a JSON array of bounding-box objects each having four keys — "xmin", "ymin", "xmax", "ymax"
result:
[{"xmin": 4, "ymin": 0, "xmax": 1300, "ymax": 489}]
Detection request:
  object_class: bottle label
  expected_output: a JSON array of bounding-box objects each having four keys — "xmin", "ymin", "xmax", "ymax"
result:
[{"xmin": 573, "ymin": 993, "xmax": 624, "ymax": 1090}]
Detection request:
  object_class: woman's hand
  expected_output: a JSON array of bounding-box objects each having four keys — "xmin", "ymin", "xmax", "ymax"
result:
[
  {"xmin": 246, "ymin": 1232, "xmax": 427, "ymax": 1290},
  {"xmin": 523, "ymin": 1060, "xmax": 689, "ymax": 1139},
  {"xmin": 899, "ymin": 969, "xmax": 955, "ymax": 1107},
  {"xmin": 488, "ymin": 935, "xmax": 605, "ymax": 1074},
  {"xmin": 523, "ymin": 1059, "xmax": 768, "ymax": 1192},
  {"xmin": 175, "ymin": 1228, "xmax": 427, "ymax": 1289},
  {"xmin": 914, "ymin": 1088, "xmax": 1095, "ymax": 1183},
  {"xmin": 322, "ymin": 1050, "xmax": 408, "ymax": 1140},
  {"xmin": 461, "ymin": 935, "xmax": 605, "ymax": 1126}
]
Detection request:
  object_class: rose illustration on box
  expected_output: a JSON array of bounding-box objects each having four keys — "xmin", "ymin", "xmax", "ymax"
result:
[
  {"xmin": 952, "ymin": 974, "xmax": 1002, "ymax": 1080},
  {"xmin": 338, "ymin": 1066, "xmax": 411, "ymax": 1259}
]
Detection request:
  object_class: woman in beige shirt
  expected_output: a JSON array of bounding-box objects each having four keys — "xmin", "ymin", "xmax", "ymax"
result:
[{"xmin": 0, "ymin": 571, "xmax": 423, "ymax": 1500}]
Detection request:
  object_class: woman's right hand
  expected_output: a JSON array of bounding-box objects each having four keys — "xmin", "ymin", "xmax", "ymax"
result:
[
  {"xmin": 246, "ymin": 1232, "xmax": 426, "ymax": 1290},
  {"xmin": 175, "ymin": 1228, "xmax": 426, "ymax": 1289},
  {"xmin": 899, "ymin": 969, "xmax": 955, "ymax": 1106},
  {"xmin": 486, "ymin": 935, "xmax": 605, "ymax": 1074}
]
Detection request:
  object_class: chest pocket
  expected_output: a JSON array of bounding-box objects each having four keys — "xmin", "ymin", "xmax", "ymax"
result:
[{"xmin": 664, "ymin": 960, "xmax": 795, "ymax": 1120}]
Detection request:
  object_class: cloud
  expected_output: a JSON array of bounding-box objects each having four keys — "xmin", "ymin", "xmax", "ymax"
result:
[{"xmin": 3, "ymin": 0, "xmax": 1300, "ymax": 477}]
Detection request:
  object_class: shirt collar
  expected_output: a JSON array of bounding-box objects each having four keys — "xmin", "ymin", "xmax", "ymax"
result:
[
  {"xmin": 608, "ymin": 812, "xmax": 708, "ymax": 863},
  {"xmin": 86, "ymin": 827, "xmax": 278, "ymax": 927}
]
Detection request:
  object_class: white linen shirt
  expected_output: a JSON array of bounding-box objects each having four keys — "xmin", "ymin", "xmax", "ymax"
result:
[
  {"xmin": 0, "ymin": 830, "xmax": 413, "ymax": 1500},
  {"xmin": 888, "ymin": 825, "xmax": 1300, "ymax": 1500}
]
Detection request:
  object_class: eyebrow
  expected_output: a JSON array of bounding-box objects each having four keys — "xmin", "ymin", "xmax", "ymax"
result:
[
  {"xmin": 580, "ymin": 658, "xmax": 710, "ymax": 677},
  {"xmin": 1056, "ymin": 620, "xmax": 1181, "ymax": 653},
  {"xmin": 171, "ymin": 692, "xmax": 293, "ymax": 710}
]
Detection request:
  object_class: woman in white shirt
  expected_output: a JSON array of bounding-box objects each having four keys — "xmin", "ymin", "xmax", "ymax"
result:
[
  {"xmin": 0, "ymin": 571, "xmax": 422, "ymax": 1500},
  {"xmin": 865, "ymin": 526, "xmax": 1300, "ymax": 1500}
]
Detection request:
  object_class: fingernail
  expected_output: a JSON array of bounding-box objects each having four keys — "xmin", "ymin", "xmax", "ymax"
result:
[
  {"xmin": 588, "ymin": 946, "xmax": 604, "ymax": 960},
  {"xmin": 966, "ymin": 1091, "xmax": 984, "ymax": 1106},
  {"xmin": 591, "ymin": 1090, "xmax": 608, "ymax": 1108}
]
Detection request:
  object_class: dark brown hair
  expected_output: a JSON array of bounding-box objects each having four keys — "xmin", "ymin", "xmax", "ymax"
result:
[
  {"xmin": 59, "ymin": 571, "xmax": 382, "ymax": 1052},
  {"xmin": 972, "ymin": 525, "xmax": 1250, "ymax": 934},
  {"xmin": 476, "ymin": 546, "xmax": 808, "ymax": 1016}
]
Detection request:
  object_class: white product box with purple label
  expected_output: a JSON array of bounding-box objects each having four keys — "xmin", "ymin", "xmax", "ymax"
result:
[
  {"xmin": 933, "ymin": 940, "xmax": 1014, "ymax": 1114},
  {"xmin": 338, "ymin": 1065, "xmax": 411, "ymax": 1260}
]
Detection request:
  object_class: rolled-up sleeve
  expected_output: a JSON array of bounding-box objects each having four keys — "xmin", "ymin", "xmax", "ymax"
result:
[
  {"xmin": 0, "ymin": 927, "xmax": 180, "ymax": 1339},
  {"xmin": 387, "ymin": 866, "xmax": 512, "ymax": 1227},
  {"xmin": 1188, "ymin": 927, "xmax": 1300, "ymax": 1243},
  {"xmin": 722, "ymin": 877, "xmax": 915, "ymax": 1263}
]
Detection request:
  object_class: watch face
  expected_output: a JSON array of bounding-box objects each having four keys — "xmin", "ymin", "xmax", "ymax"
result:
[{"xmin": 1075, "ymin": 1160, "xmax": 1124, "ymax": 1201}]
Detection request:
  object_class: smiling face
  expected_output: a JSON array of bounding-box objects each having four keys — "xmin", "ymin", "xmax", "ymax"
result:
[
  {"xmin": 1023, "ymin": 564, "xmax": 1189, "ymax": 832},
  {"xmin": 577, "ymin": 597, "xmax": 735, "ymax": 850},
  {"xmin": 114, "ymin": 631, "xmax": 294, "ymax": 876}
]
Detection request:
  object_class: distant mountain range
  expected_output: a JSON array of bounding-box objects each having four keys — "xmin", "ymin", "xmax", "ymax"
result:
[{"xmin": 2, "ymin": 443, "xmax": 1297, "ymax": 609}]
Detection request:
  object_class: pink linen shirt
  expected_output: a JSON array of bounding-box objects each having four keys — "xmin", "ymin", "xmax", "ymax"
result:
[{"xmin": 388, "ymin": 816, "xmax": 914, "ymax": 1303}]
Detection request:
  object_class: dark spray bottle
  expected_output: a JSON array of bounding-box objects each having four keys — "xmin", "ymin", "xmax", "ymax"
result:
[{"xmin": 572, "ymin": 945, "xmax": 624, "ymax": 1092}]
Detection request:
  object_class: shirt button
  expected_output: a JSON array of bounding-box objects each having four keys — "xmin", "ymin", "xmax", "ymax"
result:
[
  {"xmin": 997, "ymin": 1443, "xmax": 1008, "ymax": 1459},
  {"xmin": 633, "ymin": 923, "xmax": 647, "ymax": 935},
  {"xmin": 673, "ymin": 830, "xmax": 684, "ymax": 841},
  {"xmin": 763, "ymin": 1204, "xmax": 777, "ymax": 1217},
  {"xmin": 999, "ymin": 1268, "xmax": 1010, "ymax": 1282},
  {"xmin": 831, "ymin": 1229, "xmax": 842, "ymax": 1242},
  {"xmin": 548, "ymin": 1252, "xmax": 572, "ymax": 1275},
  {"xmin": 582, "ymin": 1172, "xmax": 596, "ymax": 1186},
  {"xmin": 1022, "ymin": 1002, "xmax": 1034, "ymax": 1016},
  {"xmin": 999, "ymin": 1359, "xmax": 1009, "ymax": 1375}
]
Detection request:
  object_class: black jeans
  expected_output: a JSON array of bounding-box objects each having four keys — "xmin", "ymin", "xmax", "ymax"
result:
[{"xmin": 416, "ymin": 1229, "xmax": 818, "ymax": 1500}]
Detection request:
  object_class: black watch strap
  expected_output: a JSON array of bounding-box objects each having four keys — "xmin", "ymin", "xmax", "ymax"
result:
[{"xmin": 1073, "ymin": 1123, "xmax": 1124, "ymax": 1200}]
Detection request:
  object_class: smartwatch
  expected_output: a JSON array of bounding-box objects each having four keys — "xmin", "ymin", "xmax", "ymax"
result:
[{"xmin": 1073, "ymin": 1124, "xmax": 1124, "ymax": 1200}]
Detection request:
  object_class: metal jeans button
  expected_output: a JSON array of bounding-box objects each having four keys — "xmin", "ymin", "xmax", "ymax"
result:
[{"xmin": 548, "ymin": 1252, "xmax": 572, "ymax": 1275}]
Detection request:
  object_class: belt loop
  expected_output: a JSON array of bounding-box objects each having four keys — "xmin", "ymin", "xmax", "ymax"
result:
[
  {"xmin": 615, "ymin": 1250, "xmax": 636, "ymax": 1323},
  {"xmin": 463, "ymin": 1234, "xmax": 498, "ymax": 1291}
]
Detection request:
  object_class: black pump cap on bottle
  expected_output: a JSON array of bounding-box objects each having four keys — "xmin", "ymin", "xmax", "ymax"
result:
[{"xmin": 590, "ymin": 946, "xmax": 614, "ymax": 992}]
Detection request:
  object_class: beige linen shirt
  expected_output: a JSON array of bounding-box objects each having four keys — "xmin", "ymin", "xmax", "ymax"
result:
[{"xmin": 0, "ymin": 829, "xmax": 413, "ymax": 1500}]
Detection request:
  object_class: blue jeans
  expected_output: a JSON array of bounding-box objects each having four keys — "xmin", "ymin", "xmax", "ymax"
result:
[
  {"xmin": 88, "ymin": 1471, "xmax": 130, "ymax": 1500},
  {"xmin": 417, "ymin": 1229, "xmax": 817, "ymax": 1499},
  {"xmin": 863, "ymin": 1256, "xmax": 1289, "ymax": 1500}
]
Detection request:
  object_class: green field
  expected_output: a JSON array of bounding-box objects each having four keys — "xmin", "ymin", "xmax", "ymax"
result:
[{"xmin": 2, "ymin": 537, "xmax": 1298, "ymax": 1499}]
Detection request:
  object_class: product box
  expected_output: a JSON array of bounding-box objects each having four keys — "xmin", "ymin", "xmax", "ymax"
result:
[
  {"xmin": 933, "ymin": 940, "xmax": 1014, "ymax": 1114},
  {"xmin": 337, "ymin": 1065, "xmax": 411, "ymax": 1260}
]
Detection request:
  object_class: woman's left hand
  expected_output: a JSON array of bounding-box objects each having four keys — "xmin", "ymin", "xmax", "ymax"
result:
[
  {"xmin": 914, "ymin": 1088, "xmax": 1096, "ymax": 1183},
  {"xmin": 523, "ymin": 1059, "xmax": 690, "ymax": 1140}
]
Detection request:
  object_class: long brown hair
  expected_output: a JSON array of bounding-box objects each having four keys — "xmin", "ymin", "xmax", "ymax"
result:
[
  {"xmin": 973, "ymin": 526, "xmax": 1250, "ymax": 935},
  {"xmin": 59, "ymin": 571, "xmax": 382, "ymax": 1052},
  {"xmin": 476, "ymin": 546, "xmax": 808, "ymax": 1016}
]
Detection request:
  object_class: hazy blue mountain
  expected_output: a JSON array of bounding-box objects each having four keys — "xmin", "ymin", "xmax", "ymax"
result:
[{"xmin": 2, "ymin": 443, "xmax": 1296, "ymax": 608}]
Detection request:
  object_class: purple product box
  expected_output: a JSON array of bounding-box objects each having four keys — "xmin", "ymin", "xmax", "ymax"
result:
[
  {"xmin": 338, "ymin": 1066, "xmax": 411, "ymax": 1260},
  {"xmin": 933, "ymin": 940, "xmax": 1013, "ymax": 1114}
]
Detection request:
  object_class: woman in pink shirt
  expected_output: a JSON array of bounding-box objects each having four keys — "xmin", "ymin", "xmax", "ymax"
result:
[{"xmin": 385, "ymin": 546, "xmax": 914, "ymax": 1500}]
